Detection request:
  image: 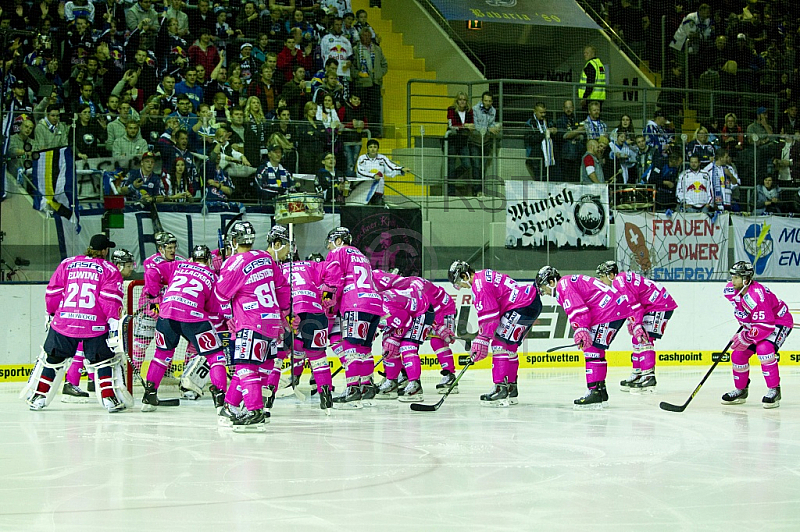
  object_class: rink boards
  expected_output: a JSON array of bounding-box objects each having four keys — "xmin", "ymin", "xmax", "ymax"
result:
[{"xmin": 2, "ymin": 280, "xmax": 800, "ymax": 382}]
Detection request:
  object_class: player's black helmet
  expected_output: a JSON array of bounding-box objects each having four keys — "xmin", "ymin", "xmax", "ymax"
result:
[
  {"xmin": 268, "ymin": 225, "xmax": 290, "ymax": 245},
  {"xmin": 306, "ymin": 253, "xmax": 324, "ymax": 262},
  {"xmin": 110, "ymin": 248, "xmax": 134, "ymax": 266},
  {"xmin": 327, "ymin": 226, "xmax": 352, "ymax": 245},
  {"xmin": 155, "ymin": 231, "xmax": 178, "ymax": 248},
  {"xmin": 536, "ymin": 265, "xmax": 561, "ymax": 293},
  {"xmin": 228, "ymin": 221, "xmax": 256, "ymax": 246},
  {"xmin": 448, "ymin": 260, "xmax": 471, "ymax": 289},
  {"xmin": 729, "ymin": 261, "xmax": 754, "ymax": 281},
  {"xmin": 191, "ymin": 244, "xmax": 211, "ymax": 263},
  {"xmin": 596, "ymin": 260, "xmax": 619, "ymax": 277}
]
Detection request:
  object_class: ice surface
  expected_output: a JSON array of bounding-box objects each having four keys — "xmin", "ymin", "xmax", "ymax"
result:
[{"xmin": 2, "ymin": 367, "xmax": 799, "ymax": 531}]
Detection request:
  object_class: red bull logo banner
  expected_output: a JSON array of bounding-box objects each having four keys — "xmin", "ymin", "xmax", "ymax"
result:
[
  {"xmin": 733, "ymin": 216, "xmax": 800, "ymax": 278},
  {"xmin": 615, "ymin": 212, "xmax": 729, "ymax": 281}
]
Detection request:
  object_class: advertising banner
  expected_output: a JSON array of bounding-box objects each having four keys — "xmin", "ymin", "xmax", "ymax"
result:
[{"xmin": 732, "ymin": 215, "xmax": 800, "ymax": 278}]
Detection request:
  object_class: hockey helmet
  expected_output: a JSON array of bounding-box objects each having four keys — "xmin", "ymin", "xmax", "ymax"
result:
[
  {"xmin": 306, "ymin": 253, "xmax": 324, "ymax": 262},
  {"xmin": 191, "ymin": 244, "xmax": 211, "ymax": 263},
  {"xmin": 729, "ymin": 260, "xmax": 754, "ymax": 281},
  {"xmin": 596, "ymin": 260, "xmax": 619, "ymax": 277},
  {"xmin": 228, "ymin": 221, "xmax": 256, "ymax": 246},
  {"xmin": 155, "ymin": 231, "xmax": 178, "ymax": 248},
  {"xmin": 110, "ymin": 248, "xmax": 134, "ymax": 266},
  {"xmin": 536, "ymin": 265, "xmax": 561, "ymax": 293},
  {"xmin": 267, "ymin": 224, "xmax": 290, "ymax": 245},
  {"xmin": 326, "ymin": 226, "xmax": 352, "ymax": 245},
  {"xmin": 447, "ymin": 260, "xmax": 471, "ymax": 289}
]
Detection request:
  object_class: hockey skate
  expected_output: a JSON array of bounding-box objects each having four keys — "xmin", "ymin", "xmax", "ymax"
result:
[
  {"xmin": 376, "ymin": 379, "xmax": 399, "ymax": 400},
  {"xmin": 629, "ymin": 372, "xmax": 656, "ymax": 394},
  {"xmin": 61, "ymin": 382, "xmax": 90, "ymax": 403},
  {"xmin": 360, "ymin": 380, "xmax": 378, "ymax": 406},
  {"xmin": 508, "ymin": 382, "xmax": 519, "ymax": 405},
  {"xmin": 436, "ymin": 370, "xmax": 458, "ymax": 395},
  {"xmin": 721, "ymin": 380, "xmax": 749, "ymax": 405},
  {"xmin": 480, "ymin": 381, "xmax": 509, "ymax": 407},
  {"xmin": 141, "ymin": 381, "xmax": 180, "ymax": 412},
  {"xmin": 28, "ymin": 393, "xmax": 47, "ymax": 411},
  {"xmin": 180, "ymin": 385, "xmax": 201, "ymax": 401},
  {"xmin": 619, "ymin": 370, "xmax": 641, "ymax": 392},
  {"xmin": 103, "ymin": 396, "xmax": 126, "ymax": 413},
  {"xmin": 332, "ymin": 385, "xmax": 363, "ymax": 409},
  {"xmin": 87, "ymin": 379, "xmax": 95, "ymax": 393},
  {"xmin": 574, "ymin": 385, "xmax": 605, "ymax": 410},
  {"xmin": 397, "ymin": 379, "xmax": 424, "ymax": 403},
  {"xmin": 396, "ymin": 370, "xmax": 408, "ymax": 397},
  {"xmin": 218, "ymin": 403, "xmax": 239, "ymax": 427},
  {"xmin": 232, "ymin": 409, "xmax": 269, "ymax": 432},
  {"xmin": 319, "ymin": 385, "xmax": 333, "ymax": 414},
  {"xmin": 762, "ymin": 386, "xmax": 781, "ymax": 409},
  {"xmin": 209, "ymin": 385, "xmax": 225, "ymax": 414}
]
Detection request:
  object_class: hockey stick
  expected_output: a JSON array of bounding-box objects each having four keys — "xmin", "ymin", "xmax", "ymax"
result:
[
  {"xmin": 659, "ymin": 330, "xmax": 739, "ymax": 413},
  {"xmin": 121, "ymin": 316, "xmax": 180, "ymax": 406},
  {"xmin": 546, "ymin": 343, "xmax": 578, "ymax": 353},
  {"xmin": 410, "ymin": 358, "xmax": 473, "ymax": 412}
]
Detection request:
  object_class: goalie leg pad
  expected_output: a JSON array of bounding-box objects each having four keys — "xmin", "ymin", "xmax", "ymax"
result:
[
  {"xmin": 180, "ymin": 354, "xmax": 212, "ymax": 397},
  {"xmin": 85, "ymin": 354, "xmax": 134, "ymax": 409},
  {"xmin": 21, "ymin": 350, "xmax": 69, "ymax": 408}
]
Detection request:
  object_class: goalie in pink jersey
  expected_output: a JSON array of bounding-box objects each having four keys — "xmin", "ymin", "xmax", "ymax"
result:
[
  {"xmin": 596, "ymin": 260, "xmax": 678, "ymax": 393},
  {"xmin": 131, "ymin": 232, "xmax": 186, "ymax": 373},
  {"xmin": 320, "ymin": 226, "xmax": 384, "ymax": 409},
  {"xmin": 215, "ymin": 221, "xmax": 291, "ymax": 431},
  {"xmin": 721, "ymin": 261, "xmax": 793, "ymax": 409},
  {"xmin": 24, "ymin": 234, "xmax": 128, "ymax": 413},
  {"xmin": 374, "ymin": 286, "xmax": 434, "ymax": 402},
  {"xmin": 449, "ymin": 261, "xmax": 542, "ymax": 407},
  {"xmin": 62, "ymin": 248, "xmax": 136, "ymax": 403},
  {"xmin": 373, "ymin": 269, "xmax": 458, "ymax": 394},
  {"xmin": 141, "ymin": 245, "xmax": 227, "ymax": 413},
  {"xmin": 537, "ymin": 266, "xmax": 636, "ymax": 409}
]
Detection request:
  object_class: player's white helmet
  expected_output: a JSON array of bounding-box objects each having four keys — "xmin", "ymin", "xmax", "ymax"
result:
[
  {"xmin": 268, "ymin": 225, "xmax": 290, "ymax": 245},
  {"xmin": 191, "ymin": 244, "xmax": 211, "ymax": 263},
  {"xmin": 447, "ymin": 260, "xmax": 471, "ymax": 289},
  {"xmin": 110, "ymin": 248, "xmax": 134, "ymax": 267},
  {"xmin": 729, "ymin": 261, "xmax": 754, "ymax": 281},
  {"xmin": 326, "ymin": 226, "xmax": 352, "ymax": 246},
  {"xmin": 155, "ymin": 232, "xmax": 178, "ymax": 248},
  {"xmin": 306, "ymin": 253, "xmax": 324, "ymax": 262},
  {"xmin": 228, "ymin": 221, "xmax": 256, "ymax": 246},
  {"xmin": 536, "ymin": 265, "xmax": 561, "ymax": 294},
  {"xmin": 596, "ymin": 260, "xmax": 619, "ymax": 277}
]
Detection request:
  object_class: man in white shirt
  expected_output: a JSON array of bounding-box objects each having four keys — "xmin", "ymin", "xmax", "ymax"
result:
[
  {"xmin": 352, "ymin": 139, "xmax": 410, "ymax": 205},
  {"xmin": 677, "ymin": 154, "xmax": 714, "ymax": 213}
]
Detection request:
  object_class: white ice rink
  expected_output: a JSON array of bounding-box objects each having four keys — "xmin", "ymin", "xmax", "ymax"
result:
[{"xmin": 2, "ymin": 366, "xmax": 800, "ymax": 532}]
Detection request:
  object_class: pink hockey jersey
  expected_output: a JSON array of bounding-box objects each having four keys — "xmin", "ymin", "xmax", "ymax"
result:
[
  {"xmin": 611, "ymin": 271, "xmax": 677, "ymax": 324},
  {"xmin": 215, "ymin": 250, "xmax": 291, "ymax": 337},
  {"xmin": 321, "ymin": 245, "xmax": 383, "ymax": 315},
  {"xmin": 471, "ymin": 269, "xmax": 539, "ymax": 337},
  {"xmin": 373, "ymin": 270, "xmax": 455, "ymax": 323},
  {"xmin": 45, "ymin": 256, "xmax": 124, "ymax": 338},
  {"xmin": 555, "ymin": 274, "xmax": 636, "ymax": 329},
  {"xmin": 724, "ymin": 281, "xmax": 794, "ymax": 339},
  {"xmin": 381, "ymin": 288, "xmax": 427, "ymax": 336},
  {"xmin": 160, "ymin": 262, "xmax": 222, "ymax": 323},
  {"xmin": 280, "ymin": 260, "xmax": 324, "ymax": 314},
  {"xmin": 138, "ymin": 252, "xmax": 187, "ymax": 314}
]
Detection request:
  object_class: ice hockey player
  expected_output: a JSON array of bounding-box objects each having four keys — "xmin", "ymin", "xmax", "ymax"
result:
[
  {"xmin": 449, "ymin": 260, "xmax": 542, "ymax": 407},
  {"xmin": 721, "ymin": 261, "xmax": 793, "ymax": 409},
  {"xmin": 596, "ymin": 260, "xmax": 677, "ymax": 393}
]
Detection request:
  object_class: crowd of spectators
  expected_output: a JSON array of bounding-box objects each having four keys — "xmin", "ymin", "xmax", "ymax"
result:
[{"xmin": 1, "ymin": 0, "xmax": 388, "ymax": 206}]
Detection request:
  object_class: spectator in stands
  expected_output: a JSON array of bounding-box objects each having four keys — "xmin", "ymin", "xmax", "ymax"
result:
[
  {"xmin": 354, "ymin": 8, "xmax": 381, "ymax": 44},
  {"xmin": 446, "ymin": 91, "xmax": 475, "ymax": 193},
  {"xmin": 556, "ymin": 99, "xmax": 584, "ymax": 183},
  {"xmin": 188, "ymin": 28, "xmax": 221, "ymax": 76},
  {"xmin": 470, "ymin": 91, "xmax": 501, "ymax": 196},
  {"xmin": 704, "ymin": 148, "xmax": 739, "ymax": 211},
  {"xmin": 265, "ymin": 8, "xmax": 288, "ymax": 52},
  {"xmin": 778, "ymin": 102, "xmax": 798, "ymax": 135},
  {"xmin": 7, "ymin": 119, "xmax": 36, "ymax": 179},
  {"xmin": 649, "ymin": 152, "xmax": 680, "ymax": 211},
  {"xmin": 582, "ymin": 100, "xmax": 607, "ymax": 140},
  {"xmin": 321, "ymin": 16, "xmax": 353, "ymax": 90},
  {"xmin": 313, "ymin": 71, "xmax": 345, "ymax": 109},
  {"xmin": 189, "ymin": 0, "xmax": 216, "ymax": 37},
  {"xmin": 282, "ymin": 65, "xmax": 311, "ymax": 119},
  {"xmin": 579, "ymin": 45, "xmax": 606, "ymax": 109},
  {"xmin": 245, "ymin": 96, "xmax": 271, "ymax": 161},
  {"xmin": 658, "ymin": 62, "xmax": 684, "ymax": 121},
  {"xmin": 676, "ymin": 154, "xmax": 714, "ymax": 213},
  {"xmin": 112, "ymin": 121, "xmax": 149, "ymax": 161},
  {"xmin": 35, "ymin": 105, "xmax": 70, "ymax": 150},
  {"xmin": 175, "ymin": 67, "xmax": 204, "ymax": 111},
  {"xmin": 317, "ymin": 152, "xmax": 342, "ymax": 203},
  {"xmin": 163, "ymin": 157, "xmax": 199, "ymax": 203},
  {"xmin": 277, "ymin": 34, "xmax": 313, "ymax": 83},
  {"xmin": 247, "ymin": 63, "xmax": 279, "ymax": 115},
  {"xmin": 686, "ymin": 126, "xmax": 717, "ymax": 165},
  {"xmin": 125, "ymin": 0, "xmax": 160, "ymax": 48},
  {"xmin": 236, "ymin": 1, "xmax": 263, "ymax": 41},
  {"xmin": 120, "ymin": 151, "xmax": 163, "ymax": 203},
  {"xmin": 755, "ymin": 175, "xmax": 781, "ymax": 215},
  {"xmin": 634, "ymin": 134, "xmax": 660, "ymax": 184},
  {"xmin": 317, "ymin": 93, "xmax": 343, "ymax": 155},
  {"xmin": 611, "ymin": 114, "xmax": 635, "ymax": 140},
  {"xmin": 255, "ymin": 143, "xmax": 293, "ymax": 202},
  {"xmin": 267, "ymin": 107, "xmax": 298, "ymax": 172},
  {"xmin": 139, "ymin": 96, "xmax": 165, "ymax": 147},
  {"xmin": 524, "ymin": 102, "xmax": 557, "ymax": 180},
  {"xmin": 288, "ymin": 9, "xmax": 317, "ymax": 46},
  {"xmin": 204, "ymin": 150, "xmax": 237, "ymax": 204},
  {"xmin": 608, "ymin": 131, "xmax": 637, "ymax": 185},
  {"xmin": 643, "ymin": 109, "xmax": 672, "ymax": 157},
  {"xmin": 609, "ymin": 0, "xmax": 648, "ymax": 61},
  {"xmin": 721, "ymin": 112, "xmax": 745, "ymax": 158},
  {"xmin": 746, "ymin": 106, "xmax": 778, "ymax": 181},
  {"xmin": 580, "ymin": 139, "xmax": 604, "ymax": 184},
  {"xmin": 156, "ymin": 74, "xmax": 179, "ymax": 113},
  {"xmin": 669, "ymin": 4, "xmax": 712, "ymax": 72},
  {"xmin": 72, "ymin": 82, "xmax": 105, "ymax": 118},
  {"xmin": 161, "ymin": 129, "xmax": 197, "ymax": 182},
  {"xmin": 338, "ymin": 91, "xmax": 369, "ymax": 176},
  {"xmin": 353, "ymin": 26, "xmax": 388, "ymax": 135},
  {"xmin": 775, "ymin": 130, "xmax": 800, "ymax": 186}
]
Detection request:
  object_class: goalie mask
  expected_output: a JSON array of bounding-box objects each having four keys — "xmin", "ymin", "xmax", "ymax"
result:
[
  {"xmin": 596, "ymin": 260, "xmax": 619, "ymax": 277},
  {"xmin": 228, "ymin": 221, "xmax": 256, "ymax": 246}
]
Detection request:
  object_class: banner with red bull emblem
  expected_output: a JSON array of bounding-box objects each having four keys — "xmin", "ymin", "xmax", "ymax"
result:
[
  {"xmin": 732, "ymin": 215, "xmax": 800, "ymax": 279},
  {"xmin": 615, "ymin": 212, "xmax": 729, "ymax": 281}
]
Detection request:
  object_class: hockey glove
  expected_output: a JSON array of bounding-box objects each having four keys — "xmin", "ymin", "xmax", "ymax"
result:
[
  {"xmin": 434, "ymin": 323, "xmax": 455, "ymax": 344},
  {"xmin": 382, "ymin": 335, "xmax": 401, "ymax": 359},
  {"xmin": 148, "ymin": 301, "xmax": 160, "ymax": 317},
  {"xmin": 320, "ymin": 284, "xmax": 336, "ymax": 310},
  {"xmin": 573, "ymin": 328, "xmax": 593, "ymax": 350},
  {"xmin": 630, "ymin": 322, "xmax": 650, "ymax": 345},
  {"xmin": 470, "ymin": 335, "xmax": 490, "ymax": 362},
  {"xmin": 730, "ymin": 329, "xmax": 756, "ymax": 352}
]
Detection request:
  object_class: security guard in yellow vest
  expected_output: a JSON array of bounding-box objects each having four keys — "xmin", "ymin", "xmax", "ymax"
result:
[{"xmin": 579, "ymin": 46, "xmax": 606, "ymax": 106}]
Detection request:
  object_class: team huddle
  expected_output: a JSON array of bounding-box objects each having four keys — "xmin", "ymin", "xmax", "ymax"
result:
[{"xmin": 21, "ymin": 224, "xmax": 793, "ymax": 431}]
